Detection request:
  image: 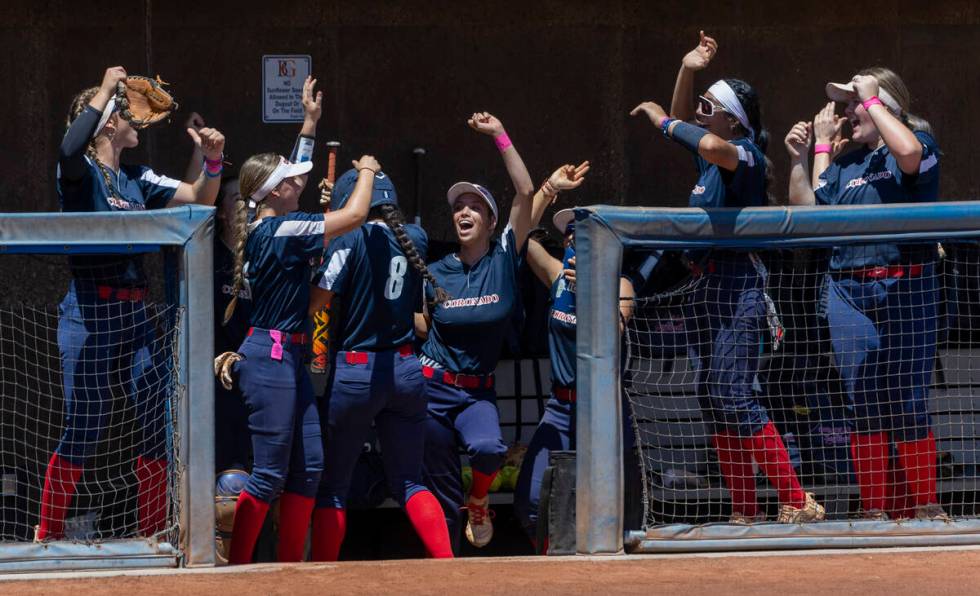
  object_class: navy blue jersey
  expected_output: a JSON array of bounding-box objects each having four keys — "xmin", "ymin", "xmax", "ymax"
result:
[
  {"xmin": 689, "ymin": 138, "xmax": 767, "ymax": 209},
  {"xmin": 58, "ymin": 157, "xmax": 180, "ymax": 286},
  {"xmin": 214, "ymin": 238, "xmax": 252, "ymax": 354},
  {"xmin": 244, "ymin": 212, "xmax": 325, "ymax": 333},
  {"xmin": 316, "ymin": 222, "xmax": 428, "ymax": 351},
  {"xmin": 420, "ymin": 224, "xmax": 520, "ymax": 375},
  {"xmin": 816, "ymin": 131, "xmax": 940, "ymax": 269},
  {"xmin": 548, "ymin": 247, "xmax": 578, "ymax": 388}
]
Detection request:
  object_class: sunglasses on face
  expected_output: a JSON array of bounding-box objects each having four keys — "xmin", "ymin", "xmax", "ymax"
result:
[{"xmin": 696, "ymin": 95, "xmax": 728, "ymax": 117}]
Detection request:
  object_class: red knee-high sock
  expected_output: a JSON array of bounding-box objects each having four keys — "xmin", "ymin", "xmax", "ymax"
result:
[
  {"xmin": 712, "ymin": 433, "xmax": 758, "ymax": 517},
  {"xmin": 851, "ymin": 432, "xmax": 890, "ymax": 512},
  {"xmin": 469, "ymin": 470, "xmax": 498, "ymax": 501},
  {"xmin": 37, "ymin": 453, "xmax": 83, "ymax": 540},
  {"xmin": 310, "ymin": 506, "xmax": 347, "ymax": 562},
  {"xmin": 277, "ymin": 492, "xmax": 315, "ymax": 562},
  {"xmin": 743, "ymin": 422, "xmax": 805, "ymax": 509},
  {"xmin": 885, "ymin": 451, "xmax": 914, "ymax": 519},
  {"xmin": 228, "ymin": 491, "xmax": 271, "ymax": 565},
  {"xmin": 896, "ymin": 431, "xmax": 938, "ymax": 507},
  {"xmin": 404, "ymin": 490, "xmax": 454, "ymax": 559},
  {"xmin": 136, "ymin": 457, "xmax": 169, "ymax": 536}
]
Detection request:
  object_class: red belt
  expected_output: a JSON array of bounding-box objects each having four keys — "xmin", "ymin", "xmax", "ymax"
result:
[
  {"xmin": 422, "ymin": 365, "xmax": 494, "ymax": 389},
  {"xmin": 554, "ymin": 386, "xmax": 576, "ymax": 403},
  {"xmin": 97, "ymin": 285, "xmax": 146, "ymax": 301},
  {"xmin": 844, "ymin": 264, "xmax": 924, "ymax": 281},
  {"xmin": 344, "ymin": 344, "xmax": 413, "ymax": 365},
  {"xmin": 247, "ymin": 327, "xmax": 308, "ymax": 345}
]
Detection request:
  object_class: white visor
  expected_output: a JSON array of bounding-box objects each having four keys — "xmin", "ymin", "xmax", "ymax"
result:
[
  {"xmin": 825, "ymin": 82, "xmax": 901, "ymax": 113},
  {"xmin": 552, "ymin": 208, "xmax": 575, "ymax": 233},
  {"xmin": 249, "ymin": 157, "xmax": 314, "ymax": 206},
  {"xmin": 447, "ymin": 181, "xmax": 498, "ymax": 222},
  {"xmin": 93, "ymin": 97, "xmax": 117, "ymax": 139}
]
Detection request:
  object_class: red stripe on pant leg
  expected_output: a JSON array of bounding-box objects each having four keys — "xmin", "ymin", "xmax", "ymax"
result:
[
  {"xmin": 136, "ymin": 457, "xmax": 169, "ymax": 536},
  {"xmin": 469, "ymin": 470, "xmax": 498, "ymax": 501},
  {"xmin": 743, "ymin": 422, "xmax": 805, "ymax": 509},
  {"xmin": 404, "ymin": 490, "xmax": 454, "ymax": 559},
  {"xmin": 712, "ymin": 433, "xmax": 758, "ymax": 517},
  {"xmin": 228, "ymin": 491, "xmax": 271, "ymax": 565},
  {"xmin": 310, "ymin": 506, "xmax": 347, "ymax": 562},
  {"xmin": 850, "ymin": 432, "xmax": 890, "ymax": 512},
  {"xmin": 37, "ymin": 453, "xmax": 84, "ymax": 540},
  {"xmin": 896, "ymin": 431, "xmax": 938, "ymax": 507},
  {"xmin": 277, "ymin": 492, "xmax": 315, "ymax": 562}
]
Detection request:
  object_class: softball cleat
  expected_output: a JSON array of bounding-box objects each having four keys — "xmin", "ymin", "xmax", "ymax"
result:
[
  {"xmin": 728, "ymin": 511, "xmax": 766, "ymax": 524},
  {"xmin": 464, "ymin": 495, "xmax": 494, "ymax": 548},
  {"xmin": 914, "ymin": 503, "xmax": 950, "ymax": 521}
]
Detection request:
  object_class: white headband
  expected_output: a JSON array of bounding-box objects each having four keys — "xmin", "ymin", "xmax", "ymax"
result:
[
  {"xmin": 93, "ymin": 97, "xmax": 117, "ymax": 139},
  {"xmin": 707, "ymin": 80, "xmax": 755, "ymax": 141}
]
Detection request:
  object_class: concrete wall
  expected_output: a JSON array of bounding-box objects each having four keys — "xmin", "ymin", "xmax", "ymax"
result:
[{"xmin": 3, "ymin": 0, "xmax": 980, "ymax": 244}]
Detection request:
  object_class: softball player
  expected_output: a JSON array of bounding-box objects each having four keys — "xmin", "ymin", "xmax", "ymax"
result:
[
  {"xmin": 786, "ymin": 68, "xmax": 945, "ymax": 520},
  {"xmin": 419, "ymin": 112, "xmax": 535, "ymax": 548},
  {"xmin": 307, "ymin": 168, "xmax": 453, "ymax": 561},
  {"xmin": 37, "ymin": 66, "xmax": 225, "ymax": 541},
  {"xmin": 222, "ymin": 127, "xmax": 379, "ymax": 562},
  {"xmin": 632, "ymin": 32, "xmax": 823, "ymax": 523}
]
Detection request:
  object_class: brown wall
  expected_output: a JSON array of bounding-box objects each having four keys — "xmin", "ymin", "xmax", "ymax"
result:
[{"xmin": 3, "ymin": 0, "xmax": 980, "ymax": 244}]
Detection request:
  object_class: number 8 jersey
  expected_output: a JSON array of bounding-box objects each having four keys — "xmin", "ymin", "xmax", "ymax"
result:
[{"xmin": 315, "ymin": 221, "xmax": 428, "ymax": 351}]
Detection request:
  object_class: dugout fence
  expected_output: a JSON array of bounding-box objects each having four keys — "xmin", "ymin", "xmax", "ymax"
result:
[
  {"xmin": 574, "ymin": 202, "xmax": 980, "ymax": 554},
  {"xmin": 0, "ymin": 206, "xmax": 214, "ymax": 571}
]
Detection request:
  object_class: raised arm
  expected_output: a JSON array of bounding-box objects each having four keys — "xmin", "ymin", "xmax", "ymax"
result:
[
  {"xmin": 812, "ymin": 102, "xmax": 848, "ymax": 187},
  {"xmin": 290, "ymin": 76, "xmax": 322, "ymax": 164},
  {"xmin": 631, "ymin": 100, "xmax": 740, "ymax": 171},
  {"xmin": 181, "ymin": 112, "xmax": 206, "ymax": 183},
  {"xmin": 529, "ymin": 162, "xmax": 590, "ymax": 229},
  {"xmin": 468, "ymin": 112, "xmax": 535, "ymax": 251},
  {"xmin": 852, "ymin": 75, "xmax": 923, "ymax": 174},
  {"xmin": 527, "ymin": 238, "xmax": 563, "ymax": 288},
  {"xmin": 322, "ymin": 155, "xmax": 379, "ymax": 239},
  {"xmin": 60, "ymin": 66, "xmax": 127, "ymax": 181},
  {"xmin": 785, "ymin": 121, "xmax": 817, "ymax": 206},
  {"xmin": 670, "ymin": 31, "xmax": 718, "ymax": 122},
  {"xmin": 168, "ymin": 127, "xmax": 225, "ymax": 207}
]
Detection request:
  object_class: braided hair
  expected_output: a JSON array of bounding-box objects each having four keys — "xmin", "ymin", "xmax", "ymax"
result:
[
  {"xmin": 223, "ymin": 153, "xmax": 280, "ymax": 325},
  {"xmin": 376, "ymin": 204, "xmax": 449, "ymax": 305},
  {"xmin": 67, "ymin": 87, "xmax": 123, "ymax": 199},
  {"xmin": 724, "ymin": 78, "xmax": 775, "ymax": 205}
]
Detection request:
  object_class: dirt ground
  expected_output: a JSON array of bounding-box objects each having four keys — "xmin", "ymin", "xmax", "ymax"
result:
[{"xmin": 6, "ymin": 549, "xmax": 980, "ymax": 595}]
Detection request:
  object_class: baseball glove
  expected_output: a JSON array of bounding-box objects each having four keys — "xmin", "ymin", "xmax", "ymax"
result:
[
  {"xmin": 115, "ymin": 75, "xmax": 178, "ymax": 129},
  {"xmin": 214, "ymin": 351, "xmax": 243, "ymax": 390}
]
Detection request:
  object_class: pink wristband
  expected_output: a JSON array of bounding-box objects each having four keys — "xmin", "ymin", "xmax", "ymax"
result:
[
  {"xmin": 814, "ymin": 143, "xmax": 832, "ymax": 155},
  {"xmin": 494, "ymin": 132, "xmax": 513, "ymax": 153},
  {"xmin": 862, "ymin": 96, "xmax": 883, "ymax": 111}
]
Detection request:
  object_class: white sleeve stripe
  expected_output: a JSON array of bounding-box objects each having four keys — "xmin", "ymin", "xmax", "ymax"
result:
[
  {"xmin": 501, "ymin": 223, "xmax": 513, "ymax": 252},
  {"xmin": 735, "ymin": 145, "xmax": 755, "ymax": 167},
  {"xmin": 318, "ymin": 248, "xmax": 351, "ymax": 290},
  {"xmin": 275, "ymin": 219, "xmax": 325, "ymax": 238},
  {"xmin": 919, "ymin": 153, "xmax": 938, "ymax": 174},
  {"xmin": 140, "ymin": 169, "xmax": 181, "ymax": 189}
]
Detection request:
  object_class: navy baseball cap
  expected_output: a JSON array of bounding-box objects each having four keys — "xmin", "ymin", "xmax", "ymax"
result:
[
  {"xmin": 447, "ymin": 181, "xmax": 498, "ymax": 222},
  {"xmin": 331, "ymin": 168, "xmax": 398, "ymax": 210}
]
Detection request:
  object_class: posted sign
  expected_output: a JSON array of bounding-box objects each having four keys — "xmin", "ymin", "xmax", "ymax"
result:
[{"xmin": 262, "ymin": 55, "xmax": 311, "ymax": 123}]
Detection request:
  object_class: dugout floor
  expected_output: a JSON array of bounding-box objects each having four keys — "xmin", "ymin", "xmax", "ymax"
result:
[{"xmin": 5, "ymin": 547, "xmax": 980, "ymax": 595}]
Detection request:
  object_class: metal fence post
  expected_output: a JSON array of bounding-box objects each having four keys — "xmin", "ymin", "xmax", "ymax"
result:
[
  {"xmin": 179, "ymin": 211, "xmax": 216, "ymax": 566},
  {"xmin": 576, "ymin": 214, "xmax": 625, "ymax": 554}
]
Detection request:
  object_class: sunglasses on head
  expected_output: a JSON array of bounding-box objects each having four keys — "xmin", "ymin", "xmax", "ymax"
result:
[{"xmin": 697, "ymin": 95, "xmax": 728, "ymax": 117}]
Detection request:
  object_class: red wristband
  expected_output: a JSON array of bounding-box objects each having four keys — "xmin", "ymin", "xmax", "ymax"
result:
[
  {"xmin": 861, "ymin": 96, "xmax": 883, "ymax": 111},
  {"xmin": 494, "ymin": 132, "xmax": 513, "ymax": 153},
  {"xmin": 813, "ymin": 143, "xmax": 832, "ymax": 155}
]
